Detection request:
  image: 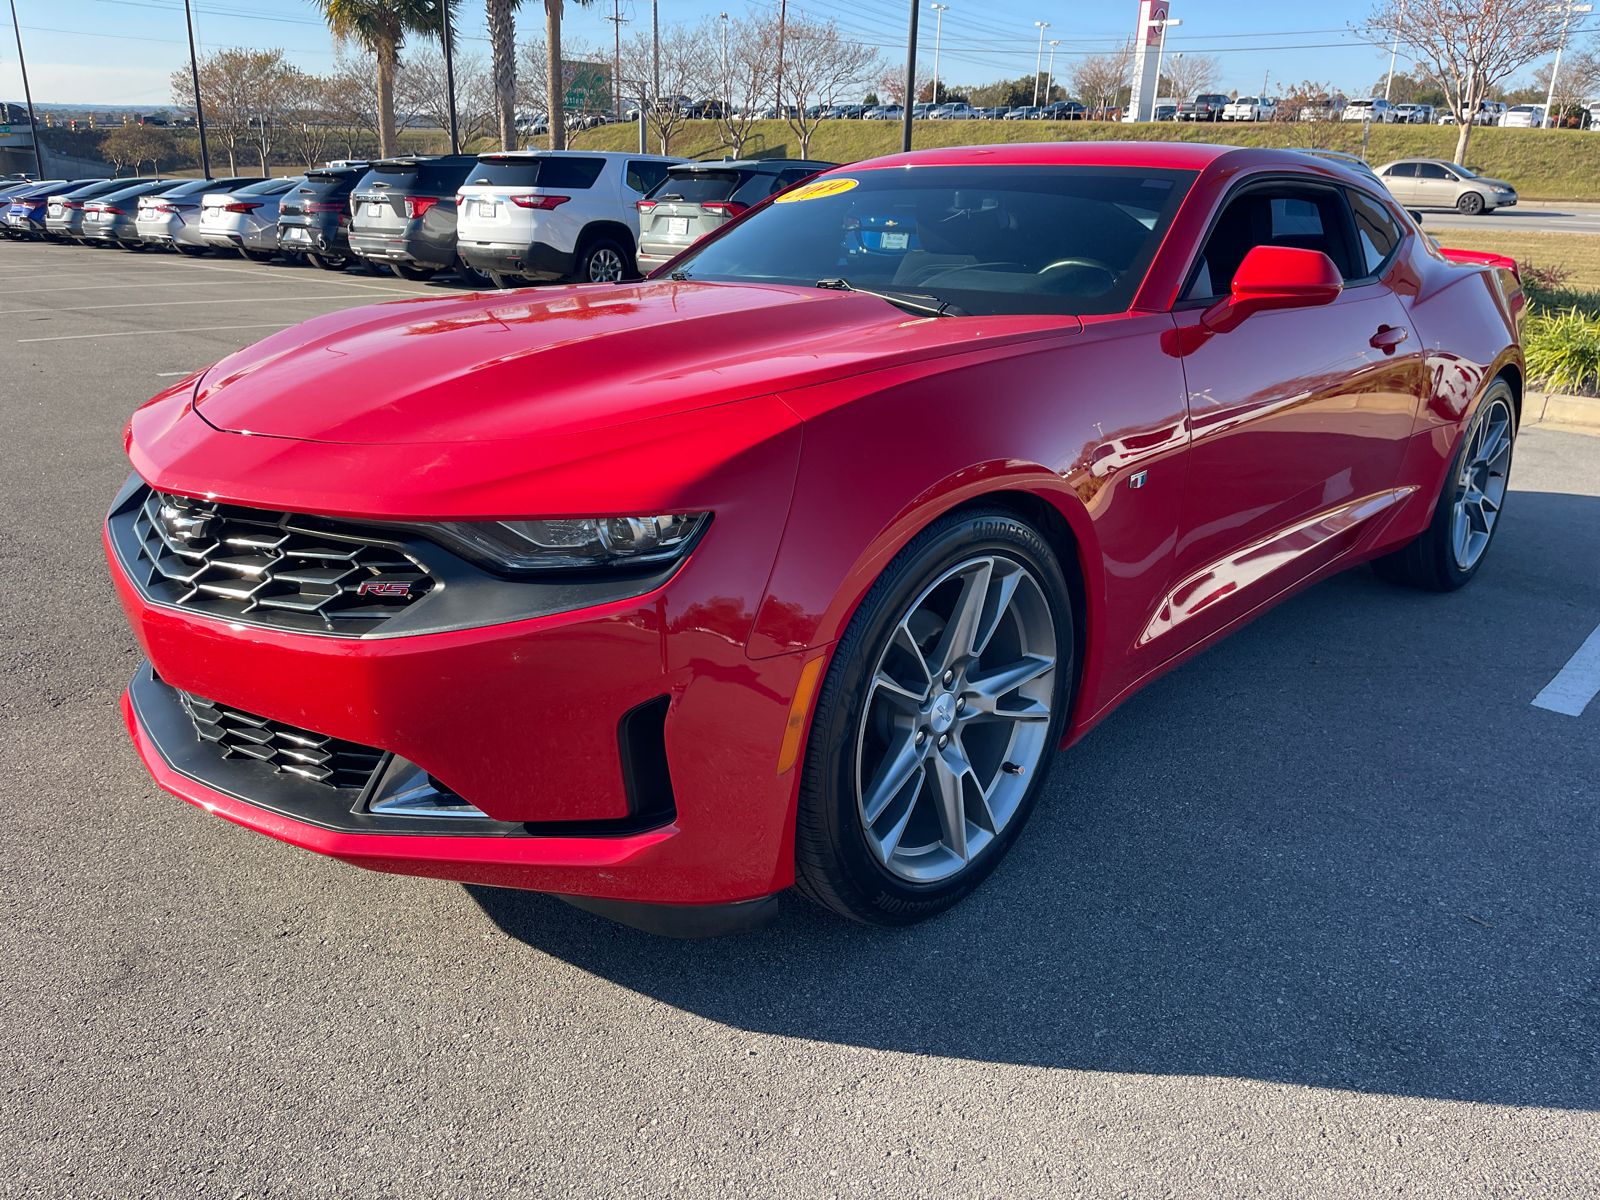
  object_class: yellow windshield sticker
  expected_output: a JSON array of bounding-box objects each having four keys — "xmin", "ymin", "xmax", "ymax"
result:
[{"xmin": 775, "ymin": 177, "xmax": 859, "ymax": 203}]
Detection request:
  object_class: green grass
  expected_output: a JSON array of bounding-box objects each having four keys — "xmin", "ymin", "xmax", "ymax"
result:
[
  {"xmin": 1523, "ymin": 305, "xmax": 1600, "ymax": 394},
  {"xmin": 566, "ymin": 118, "xmax": 1600, "ymax": 201}
]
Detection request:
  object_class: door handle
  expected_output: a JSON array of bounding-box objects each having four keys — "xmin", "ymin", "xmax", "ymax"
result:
[{"xmin": 1370, "ymin": 325, "xmax": 1410, "ymax": 354}]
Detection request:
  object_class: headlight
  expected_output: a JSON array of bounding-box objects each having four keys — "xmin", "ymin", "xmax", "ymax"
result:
[{"xmin": 415, "ymin": 513, "xmax": 711, "ymax": 574}]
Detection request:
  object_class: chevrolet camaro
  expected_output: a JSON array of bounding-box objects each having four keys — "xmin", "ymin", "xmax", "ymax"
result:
[{"xmin": 106, "ymin": 143, "xmax": 1524, "ymax": 936}]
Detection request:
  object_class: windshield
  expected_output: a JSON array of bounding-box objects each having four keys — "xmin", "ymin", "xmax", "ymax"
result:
[
  {"xmin": 666, "ymin": 165, "xmax": 1196, "ymax": 317},
  {"xmin": 1452, "ymin": 164, "xmax": 1477, "ymax": 178}
]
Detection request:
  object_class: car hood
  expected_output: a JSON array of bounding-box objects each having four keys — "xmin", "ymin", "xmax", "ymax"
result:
[
  {"xmin": 192, "ymin": 280, "xmax": 1079, "ymax": 446},
  {"xmin": 1471, "ymin": 176, "xmax": 1514, "ymax": 189}
]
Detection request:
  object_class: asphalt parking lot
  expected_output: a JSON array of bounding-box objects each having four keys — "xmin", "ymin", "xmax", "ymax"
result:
[{"xmin": 1, "ymin": 237, "xmax": 1597, "ymax": 1198}]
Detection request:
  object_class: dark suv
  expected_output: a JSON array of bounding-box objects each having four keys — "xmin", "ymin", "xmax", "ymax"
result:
[
  {"xmin": 635, "ymin": 158, "xmax": 834, "ymax": 274},
  {"xmin": 277, "ymin": 165, "xmax": 368, "ymax": 270},
  {"xmin": 1178, "ymin": 94, "xmax": 1231, "ymax": 122},
  {"xmin": 348, "ymin": 155, "xmax": 485, "ymax": 283}
]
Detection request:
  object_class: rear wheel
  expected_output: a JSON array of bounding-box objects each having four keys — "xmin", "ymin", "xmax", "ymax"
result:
[
  {"xmin": 452, "ymin": 256, "xmax": 493, "ymax": 289},
  {"xmin": 1373, "ymin": 379, "xmax": 1515, "ymax": 591},
  {"xmin": 487, "ymin": 270, "xmax": 527, "ymax": 289},
  {"xmin": 1457, "ymin": 191, "xmax": 1486, "ymax": 216},
  {"xmin": 242, "ymin": 248, "xmax": 276, "ymax": 263},
  {"xmin": 306, "ymin": 253, "xmax": 348, "ymax": 272},
  {"xmin": 390, "ymin": 261, "xmax": 438, "ymax": 281},
  {"xmin": 794, "ymin": 506, "xmax": 1073, "ymax": 927},
  {"xmin": 573, "ymin": 236, "xmax": 629, "ymax": 283},
  {"xmin": 175, "ymin": 244, "xmax": 207, "ymax": 257}
]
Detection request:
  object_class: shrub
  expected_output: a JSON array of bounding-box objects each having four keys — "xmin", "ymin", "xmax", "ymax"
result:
[{"xmin": 1523, "ymin": 306, "xmax": 1600, "ymax": 395}]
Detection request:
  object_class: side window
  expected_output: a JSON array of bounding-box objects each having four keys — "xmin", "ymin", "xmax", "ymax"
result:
[
  {"xmin": 1183, "ymin": 184, "xmax": 1357, "ymax": 301},
  {"xmin": 1346, "ymin": 189, "xmax": 1402, "ymax": 278},
  {"xmin": 1417, "ymin": 163, "xmax": 1450, "ymax": 180},
  {"xmin": 775, "ymin": 167, "xmax": 816, "ymax": 189},
  {"xmin": 626, "ymin": 160, "xmax": 671, "ymax": 194},
  {"xmin": 1384, "ymin": 162, "xmax": 1417, "ymax": 178}
]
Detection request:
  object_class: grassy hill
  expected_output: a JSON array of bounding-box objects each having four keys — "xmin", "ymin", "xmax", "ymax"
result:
[{"xmin": 562, "ymin": 118, "xmax": 1600, "ymax": 201}]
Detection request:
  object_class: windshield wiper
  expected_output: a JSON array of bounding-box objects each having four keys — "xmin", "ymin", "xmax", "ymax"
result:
[{"xmin": 816, "ymin": 277, "xmax": 967, "ymax": 317}]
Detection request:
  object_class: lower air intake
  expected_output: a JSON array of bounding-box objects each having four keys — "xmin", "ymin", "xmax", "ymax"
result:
[{"xmin": 175, "ymin": 690, "xmax": 385, "ymax": 790}]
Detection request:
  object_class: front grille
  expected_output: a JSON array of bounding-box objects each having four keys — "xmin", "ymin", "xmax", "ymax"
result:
[
  {"xmin": 126, "ymin": 489, "xmax": 434, "ymax": 636},
  {"xmin": 176, "ymin": 688, "xmax": 385, "ymax": 790}
]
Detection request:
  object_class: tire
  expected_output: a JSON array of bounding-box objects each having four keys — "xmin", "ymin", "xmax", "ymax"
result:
[
  {"xmin": 306, "ymin": 253, "xmax": 347, "ymax": 272},
  {"xmin": 572, "ymin": 236, "xmax": 629, "ymax": 283},
  {"xmin": 452, "ymin": 256, "xmax": 493, "ymax": 289},
  {"xmin": 242, "ymin": 248, "xmax": 276, "ymax": 263},
  {"xmin": 793, "ymin": 506, "xmax": 1074, "ymax": 927},
  {"xmin": 1457, "ymin": 191, "xmax": 1486, "ymax": 216},
  {"xmin": 488, "ymin": 270, "xmax": 530, "ymax": 289},
  {"xmin": 176, "ymin": 244, "xmax": 207, "ymax": 257},
  {"xmin": 390, "ymin": 260, "xmax": 438, "ymax": 281},
  {"xmin": 1373, "ymin": 379, "xmax": 1516, "ymax": 592}
]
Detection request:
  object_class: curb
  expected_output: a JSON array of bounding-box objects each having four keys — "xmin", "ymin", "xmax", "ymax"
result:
[{"xmin": 1526, "ymin": 391, "xmax": 1600, "ymax": 429}]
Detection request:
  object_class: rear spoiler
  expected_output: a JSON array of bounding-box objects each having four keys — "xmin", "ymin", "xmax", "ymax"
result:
[
  {"xmin": 1435, "ymin": 246, "xmax": 1520, "ymax": 280},
  {"xmin": 1436, "ymin": 246, "xmax": 1525, "ymax": 320}
]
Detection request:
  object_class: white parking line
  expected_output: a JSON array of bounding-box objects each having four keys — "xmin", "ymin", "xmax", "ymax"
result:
[
  {"xmin": 0, "ymin": 292, "xmax": 395, "ymax": 315},
  {"xmin": 0, "ymin": 278, "xmax": 356, "ymax": 296},
  {"xmin": 1532, "ymin": 621, "xmax": 1600, "ymax": 716},
  {"xmin": 18, "ymin": 323, "xmax": 296, "ymax": 343}
]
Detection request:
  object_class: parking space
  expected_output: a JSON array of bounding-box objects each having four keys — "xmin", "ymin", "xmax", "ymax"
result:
[{"xmin": 1, "ymin": 236, "xmax": 1597, "ymax": 1197}]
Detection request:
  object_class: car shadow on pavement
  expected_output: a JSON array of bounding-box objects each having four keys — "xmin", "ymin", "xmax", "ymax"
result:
[{"xmin": 471, "ymin": 490, "xmax": 1600, "ymax": 1111}]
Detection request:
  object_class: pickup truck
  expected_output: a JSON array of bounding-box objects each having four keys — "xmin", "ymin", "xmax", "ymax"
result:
[
  {"xmin": 1178, "ymin": 93, "xmax": 1231, "ymax": 122},
  {"xmin": 1223, "ymin": 96, "xmax": 1276, "ymax": 121}
]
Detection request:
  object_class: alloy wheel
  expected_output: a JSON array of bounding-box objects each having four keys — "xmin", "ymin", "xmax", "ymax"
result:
[
  {"xmin": 1451, "ymin": 395, "xmax": 1513, "ymax": 570},
  {"xmin": 586, "ymin": 247, "xmax": 624, "ymax": 282},
  {"xmin": 854, "ymin": 554, "xmax": 1057, "ymax": 883}
]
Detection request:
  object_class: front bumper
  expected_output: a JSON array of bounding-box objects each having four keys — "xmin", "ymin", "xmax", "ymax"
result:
[
  {"xmin": 106, "ymin": 395, "xmax": 810, "ymax": 908},
  {"xmin": 457, "ymin": 239, "xmax": 575, "ymax": 281}
]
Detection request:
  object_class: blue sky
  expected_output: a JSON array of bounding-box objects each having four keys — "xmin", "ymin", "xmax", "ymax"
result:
[{"xmin": 0, "ymin": 0, "xmax": 1582, "ymax": 108}]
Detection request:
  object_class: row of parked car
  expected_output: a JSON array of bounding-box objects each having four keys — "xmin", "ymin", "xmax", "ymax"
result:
[{"xmin": 0, "ymin": 151, "xmax": 838, "ymax": 285}]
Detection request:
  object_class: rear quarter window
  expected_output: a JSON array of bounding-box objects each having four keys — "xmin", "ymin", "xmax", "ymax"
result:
[
  {"xmin": 626, "ymin": 160, "xmax": 671, "ymax": 193},
  {"xmin": 1346, "ymin": 189, "xmax": 1403, "ymax": 277}
]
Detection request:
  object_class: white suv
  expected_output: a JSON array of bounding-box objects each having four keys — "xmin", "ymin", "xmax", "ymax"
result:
[{"xmin": 455, "ymin": 150, "xmax": 683, "ymax": 286}]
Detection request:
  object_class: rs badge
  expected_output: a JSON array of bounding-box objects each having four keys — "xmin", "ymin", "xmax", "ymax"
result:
[{"xmin": 357, "ymin": 579, "xmax": 417, "ymax": 598}]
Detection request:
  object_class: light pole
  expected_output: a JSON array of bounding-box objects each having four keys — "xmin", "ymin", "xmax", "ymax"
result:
[
  {"xmin": 1046, "ymin": 39, "xmax": 1059, "ymax": 108},
  {"xmin": 8, "ymin": 0, "xmax": 43, "ymax": 178},
  {"xmin": 1546, "ymin": 2, "xmax": 1593, "ymax": 127},
  {"xmin": 901, "ymin": 0, "xmax": 919, "ymax": 152},
  {"xmin": 1033, "ymin": 21, "xmax": 1050, "ymax": 107},
  {"xmin": 718, "ymin": 11, "xmax": 729, "ymax": 124},
  {"xmin": 440, "ymin": 0, "xmax": 460, "ymax": 154},
  {"xmin": 1384, "ymin": 0, "xmax": 1407, "ymax": 100},
  {"xmin": 1153, "ymin": 21, "xmax": 1180, "ymax": 112},
  {"xmin": 930, "ymin": 5, "xmax": 949, "ymax": 107}
]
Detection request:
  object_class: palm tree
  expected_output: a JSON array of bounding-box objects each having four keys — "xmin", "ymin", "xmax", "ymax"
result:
[
  {"xmin": 316, "ymin": 0, "xmax": 440, "ymax": 157},
  {"xmin": 544, "ymin": 0, "xmax": 595, "ymax": 151},
  {"xmin": 487, "ymin": 0, "xmax": 523, "ymax": 150}
]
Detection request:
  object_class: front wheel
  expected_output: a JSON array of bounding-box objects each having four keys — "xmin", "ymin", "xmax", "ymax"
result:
[
  {"xmin": 1373, "ymin": 379, "xmax": 1515, "ymax": 591},
  {"xmin": 305, "ymin": 253, "xmax": 347, "ymax": 271},
  {"xmin": 1457, "ymin": 191, "xmax": 1486, "ymax": 216},
  {"xmin": 794, "ymin": 507, "xmax": 1073, "ymax": 927}
]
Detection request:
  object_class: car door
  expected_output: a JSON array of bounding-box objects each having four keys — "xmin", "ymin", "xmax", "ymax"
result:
[
  {"xmin": 1413, "ymin": 162, "xmax": 1457, "ymax": 209},
  {"xmin": 1379, "ymin": 161, "xmax": 1418, "ymax": 203},
  {"xmin": 1150, "ymin": 178, "xmax": 1423, "ymax": 654}
]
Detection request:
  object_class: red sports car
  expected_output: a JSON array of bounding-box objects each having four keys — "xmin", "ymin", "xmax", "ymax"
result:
[{"xmin": 107, "ymin": 142, "xmax": 1523, "ymax": 936}]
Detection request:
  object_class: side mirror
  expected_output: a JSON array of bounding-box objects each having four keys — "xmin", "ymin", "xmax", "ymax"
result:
[{"xmin": 1201, "ymin": 245, "xmax": 1344, "ymax": 333}]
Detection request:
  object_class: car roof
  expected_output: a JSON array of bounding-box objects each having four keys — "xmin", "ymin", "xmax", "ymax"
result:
[
  {"xmin": 845, "ymin": 141, "xmax": 1240, "ymax": 172},
  {"xmin": 667, "ymin": 158, "xmax": 835, "ymax": 173},
  {"xmin": 475, "ymin": 150, "xmax": 682, "ymax": 161}
]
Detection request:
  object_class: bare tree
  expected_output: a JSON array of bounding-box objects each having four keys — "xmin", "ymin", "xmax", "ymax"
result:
[
  {"xmin": 877, "ymin": 63, "xmax": 930, "ymax": 109},
  {"xmin": 621, "ymin": 23, "xmax": 711, "ymax": 155},
  {"xmin": 1532, "ymin": 47, "xmax": 1600, "ymax": 127},
  {"xmin": 322, "ymin": 49, "xmax": 384, "ymax": 158},
  {"xmin": 1159, "ymin": 53, "xmax": 1220, "ymax": 103},
  {"xmin": 711, "ymin": 13, "xmax": 775, "ymax": 157},
  {"xmin": 398, "ymin": 46, "xmax": 495, "ymax": 146},
  {"xmin": 1071, "ymin": 40, "xmax": 1135, "ymax": 119},
  {"xmin": 281, "ymin": 75, "xmax": 338, "ymax": 167},
  {"xmin": 101, "ymin": 125, "xmax": 175, "ymax": 175},
  {"xmin": 777, "ymin": 15, "xmax": 879, "ymax": 157},
  {"xmin": 1360, "ymin": 0, "xmax": 1570, "ymax": 164},
  {"xmin": 170, "ymin": 48, "xmax": 277, "ymax": 174}
]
